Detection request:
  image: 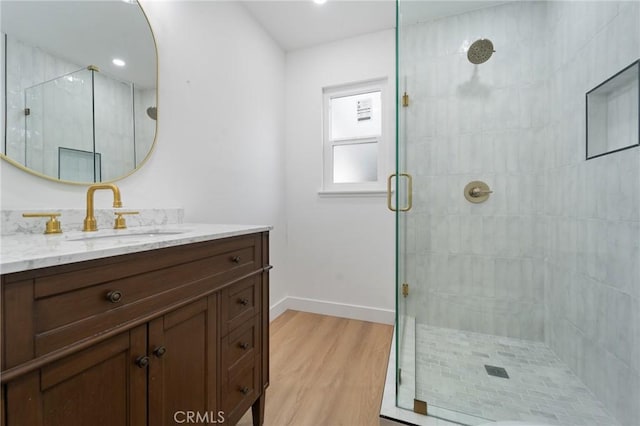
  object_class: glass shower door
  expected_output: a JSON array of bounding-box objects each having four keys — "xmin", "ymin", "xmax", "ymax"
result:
[
  {"xmin": 24, "ymin": 67, "xmax": 95, "ymax": 180},
  {"xmin": 396, "ymin": 1, "xmax": 639, "ymax": 425},
  {"xmin": 395, "ymin": 1, "xmax": 551, "ymax": 422},
  {"xmin": 394, "ymin": 62, "xmax": 416, "ymax": 412}
]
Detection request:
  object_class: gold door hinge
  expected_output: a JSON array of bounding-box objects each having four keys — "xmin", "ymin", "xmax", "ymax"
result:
[
  {"xmin": 413, "ymin": 399, "xmax": 428, "ymax": 415},
  {"xmin": 24, "ymin": 108, "xmax": 30, "ymax": 116},
  {"xmin": 402, "ymin": 283, "xmax": 409, "ymax": 297},
  {"xmin": 402, "ymin": 92, "xmax": 409, "ymax": 107}
]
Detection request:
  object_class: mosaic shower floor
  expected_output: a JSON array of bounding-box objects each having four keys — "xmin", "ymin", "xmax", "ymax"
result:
[{"xmin": 414, "ymin": 324, "xmax": 620, "ymax": 426}]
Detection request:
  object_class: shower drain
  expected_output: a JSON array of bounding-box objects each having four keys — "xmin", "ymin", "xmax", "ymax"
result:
[{"xmin": 485, "ymin": 365, "xmax": 509, "ymax": 379}]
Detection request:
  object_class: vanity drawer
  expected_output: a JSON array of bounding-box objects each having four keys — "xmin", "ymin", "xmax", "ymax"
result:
[
  {"xmin": 221, "ymin": 358, "xmax": 260, "ymax": 424},
  {"xmin": 221, "ymin": 314, "xmax": 260, "ymax": 376},
  {"xmin": 35, "ymin": 242, "xmax": 255, "ymax": 328},
  {"xmin": 31, "ymin": 235, "xmax": 260, "ymax": 298},
  {"xmin": 4, "ymin": 235, "xmax": 262, "ymax": 361},
  {"xmin": 220, "ymin": 276, "xmax": 260, "ymax": 335},
  {"xmin": 35, "ymin": 243, "xmax": 253, "ymax": 333}
]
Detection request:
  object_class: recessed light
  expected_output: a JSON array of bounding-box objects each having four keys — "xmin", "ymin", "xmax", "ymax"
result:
[
  {"xmin": 313, "ymin": 0, "xmax": 327, "ymax": 4},
  {"xmin": 112, "ymin": 58, "xmax": 126, "ymax": 67}
]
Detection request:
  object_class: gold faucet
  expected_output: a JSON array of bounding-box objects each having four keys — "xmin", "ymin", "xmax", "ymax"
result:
[{"xmin": 83, "ymin": 184, "xmax": 123, "ymax": 232}]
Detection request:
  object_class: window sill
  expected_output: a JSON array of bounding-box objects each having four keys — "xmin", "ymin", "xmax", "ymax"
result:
[{"xmin": 317, "ymin": 189, "xmax": 389, "ymax": 198}]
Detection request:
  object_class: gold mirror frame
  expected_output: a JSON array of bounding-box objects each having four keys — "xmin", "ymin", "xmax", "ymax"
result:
[{"xmin": 0, "ymin": 1, "xmax": 158, "ymax": 185}]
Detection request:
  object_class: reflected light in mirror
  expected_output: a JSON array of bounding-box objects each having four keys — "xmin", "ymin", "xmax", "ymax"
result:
[{"xmin": 112, "ymin": 58, "xmax": 126, "ymax": 67}]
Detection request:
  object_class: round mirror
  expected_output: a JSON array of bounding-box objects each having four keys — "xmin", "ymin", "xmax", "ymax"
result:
[{"xmin": 1, "ymin": 0, "xmax": 157, "ymax": 183}]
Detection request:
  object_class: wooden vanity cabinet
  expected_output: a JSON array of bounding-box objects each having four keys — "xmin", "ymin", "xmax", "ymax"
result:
[
  {"xmin": 5, "ymin": 326, "xmax": 148, "ymax": 425},
  {"xmin": 148, "ymin": 296, "xmax": 219, "ymax": 426},
  {"xmin": 0, "ymin": 232, "xmax": 270, "ymax": 426}
]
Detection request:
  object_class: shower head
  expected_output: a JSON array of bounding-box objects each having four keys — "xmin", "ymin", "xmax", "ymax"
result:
[
  {"xmin": 146, "ymin": 106, "xmax": 157, "ymax": 120},
  {"xmin": 467, "ymin": 39, "xmax": 494, "ymax": 64}
]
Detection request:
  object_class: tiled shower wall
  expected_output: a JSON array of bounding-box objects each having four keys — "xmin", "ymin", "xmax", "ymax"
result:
[
  {"xmin": 543, "ymin": 2, "xmax": 640, "ymax": 424},
  {"xmin": 4, "ymin": 35, "xmax": 156, "ymax": 181},
  {"xmin": 4, "ymin": 35, "xmax": 80, "ymax": 165},
  {"xmin": 401, "ymin": 1, "xmax": 639, "ymax": 424},
  {"xmin": 401, "ymin": 1, "xmax": 549, "ymax": 341},
  {"xmin": 134, "ymin": 87, "xmax": 157, "ymax": 167},
  {"xmin": 94, "ymin": 71, "xmax": 135, "ymax": 180}
]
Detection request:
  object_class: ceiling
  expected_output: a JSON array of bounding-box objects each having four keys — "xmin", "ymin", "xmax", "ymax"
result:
[
  {"xmin": 242, "ymin": 0, "xmax": 396, "ymax": 52},
  {"xmin": 242, "ymin": 1, "xmax": 506, "ymax": 52},
  {"xmin": 0, "ymin": 0, "xmax": 508, "ymax": 87}
]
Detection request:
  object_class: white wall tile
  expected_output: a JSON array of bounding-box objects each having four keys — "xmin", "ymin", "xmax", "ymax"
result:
[{"xmin": 404, "ymin": 2, "xmax": 638, "ymax": 423}]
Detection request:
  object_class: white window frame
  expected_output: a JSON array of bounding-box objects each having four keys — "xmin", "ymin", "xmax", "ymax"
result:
[{"xmin": 320, "ymin": 78, "xmax": 391, "ymax": 196}]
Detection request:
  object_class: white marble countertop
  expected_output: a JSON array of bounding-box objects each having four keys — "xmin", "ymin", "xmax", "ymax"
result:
[{"xmin": 0, "ymin": 223, "xmax": 272, "ymax": 275}]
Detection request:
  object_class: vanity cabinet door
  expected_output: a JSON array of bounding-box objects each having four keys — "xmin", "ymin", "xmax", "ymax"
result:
[
  {"xmin": 147, "ymin": 296, "xmax": 218, "ymax": 426},
  {"xmin": 5, "ymin": 326, "xmax": 147, "ymax": 426}
]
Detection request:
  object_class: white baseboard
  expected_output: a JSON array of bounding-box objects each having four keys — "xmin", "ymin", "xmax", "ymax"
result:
[
  {"xmin": 270, "ymin": 296, "xmax": 394, "ymax": 324},
  {"xmin": 269, "ymin": 296, "xmax": 290, "ymax": 321}
]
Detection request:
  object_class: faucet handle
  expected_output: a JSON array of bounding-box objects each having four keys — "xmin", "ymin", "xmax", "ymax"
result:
[
  {"xmin": 114, "ymin": 211, "xmax": 139, "ymax": 230},
  {"xmin": 22, "ymin": 212, "xmax": 63, "ymax": 234}
]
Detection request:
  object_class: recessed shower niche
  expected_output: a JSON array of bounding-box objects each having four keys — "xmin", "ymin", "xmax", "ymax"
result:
[{"xmin": 586, "ymin": 60, "xmax": 640, "ymax": 159}]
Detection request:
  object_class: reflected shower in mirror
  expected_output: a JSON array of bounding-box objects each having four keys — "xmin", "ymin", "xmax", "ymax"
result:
[{"xmin": 1, "ymin": 0, "xmax": 157, "ymax": 183}]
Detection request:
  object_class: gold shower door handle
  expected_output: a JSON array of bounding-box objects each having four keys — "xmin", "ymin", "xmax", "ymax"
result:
[{"xmin": 387, "ymin": 173, "xmax": 413, "ymax": 212}]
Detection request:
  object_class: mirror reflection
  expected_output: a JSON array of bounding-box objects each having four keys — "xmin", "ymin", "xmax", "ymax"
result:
[{"xmin": 1, "ymin": 0, "xmax": 157, "ymax": 183}]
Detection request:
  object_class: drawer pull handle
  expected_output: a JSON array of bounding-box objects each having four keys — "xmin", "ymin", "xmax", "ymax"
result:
[
  {"xmin": 135, "ymin": 355, "xmax": 150, "ymax": 368},
  {"xmin": 106, "ymin": 290, "xmax": 123, "ymax": 303},
  {"xmin": 238, "ymin": 298, "xmax": 249, "ymax": 306},
  {"xmin": 239, "ymin": 342, "xmax": 250, "ymax": 350},
  {"xmin": 240, "ymin": 386, "xmax": 250, "ymax": 395},
  {"xmin": 231, "ymin": 256, "xmax": 242, "ymax": 264},
  {"xmin": 153, "ymin": 346, "xmax": 167, "ymax": 358}
]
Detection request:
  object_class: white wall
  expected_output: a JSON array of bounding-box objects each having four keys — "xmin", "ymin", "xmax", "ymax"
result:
[
  {"xmin": 282, "ymin": 30, "xmax": 396, "ymax": 324},
  {"xmin": 0, "ymin": 1, "xmax": 288, "ymax": 309}
]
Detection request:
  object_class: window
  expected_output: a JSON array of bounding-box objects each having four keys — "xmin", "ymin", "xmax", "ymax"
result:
[{"xmin": 321, "ymin": 79, "xmax": 390, "ymax": 194}]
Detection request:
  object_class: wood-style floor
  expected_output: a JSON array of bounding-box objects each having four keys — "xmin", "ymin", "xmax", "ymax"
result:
[{"xmin": 237, "ymin": 310, "xmax": 394, "ymax": 426}]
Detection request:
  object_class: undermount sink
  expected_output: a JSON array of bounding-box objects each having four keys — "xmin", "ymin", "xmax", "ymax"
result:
[{"xmin": 67, "ymin": 229, "xmax": 189, "ymax": 242}]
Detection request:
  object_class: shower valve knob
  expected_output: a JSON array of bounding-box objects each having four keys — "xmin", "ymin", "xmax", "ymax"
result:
[
  {"xmin": 464, "ymin": 181, "xmax": 493, "ymax": 204},
  {"xmin": 470, "ymin": 187, "xmax": 493, "ymax": 197}
]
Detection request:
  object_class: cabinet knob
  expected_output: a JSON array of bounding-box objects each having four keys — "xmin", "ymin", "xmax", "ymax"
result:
[
  {"xmin": 239, "ymin": 342, "xmax": 250, "ymax": 350},
  {"xmin": 106, "ymin": 290, "xmax": 123, "ymax": 303},
  {"xmin": 231, "ymin": 256, "xmax": 242, "ymax": 264},
  {"xmin": 240, "ymin": 386, "xmax": 250, "ymax": 395},
  {"xmin": 152, "ymin": 346, "xmax": 167, "ymax": 358},
  {"xmin": 135, "ymin": 355, "xmax": 150, "ymax": 368},
  {"xmin": 238, "ymin": 298, "xmax": 249, "ymax": 306}
]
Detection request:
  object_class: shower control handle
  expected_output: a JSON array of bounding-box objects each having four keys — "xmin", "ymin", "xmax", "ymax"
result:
[
  {"xmin": 469, "ymin": 187, "xmax": 493, "ymax": 197},
  {"xmin": 464, "ymin": 181, "xmax": 492, "ymax": 204}
]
